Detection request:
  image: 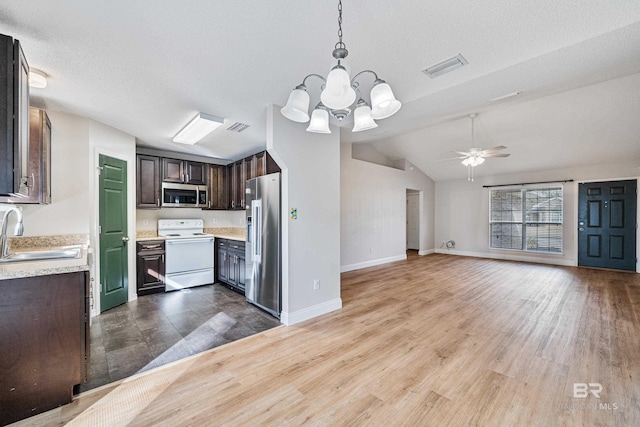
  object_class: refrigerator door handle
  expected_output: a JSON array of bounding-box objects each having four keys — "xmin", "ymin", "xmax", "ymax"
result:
[{"xmin": 251, "ymin": 199, "xmax": 262, "ymax": 262}]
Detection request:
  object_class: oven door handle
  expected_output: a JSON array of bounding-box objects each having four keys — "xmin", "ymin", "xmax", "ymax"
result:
[{"xmin": 166, "ymin": 238, "xmax": 214, "ymax": 245}]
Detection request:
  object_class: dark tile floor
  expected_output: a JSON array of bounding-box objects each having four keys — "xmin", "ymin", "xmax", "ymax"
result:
[{"xmin": 80, "ymin": 284, "xmax": 281, "ymax": 393}]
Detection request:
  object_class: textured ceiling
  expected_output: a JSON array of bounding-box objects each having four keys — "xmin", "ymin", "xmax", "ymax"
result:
[{"xmin": 0, "ymin": 0, "xmax": 639, "ymax": 179}]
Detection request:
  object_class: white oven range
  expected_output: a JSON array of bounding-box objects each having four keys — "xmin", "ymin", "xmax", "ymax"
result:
[{"xmin": 157, "ymin": 219, "xmax": 214, "ymax": 292}]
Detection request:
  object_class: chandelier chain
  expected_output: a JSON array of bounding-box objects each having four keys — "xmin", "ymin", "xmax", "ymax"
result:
[{"xmin": 336, "ymin": 0, "xmax": 345, "ymax": 50}]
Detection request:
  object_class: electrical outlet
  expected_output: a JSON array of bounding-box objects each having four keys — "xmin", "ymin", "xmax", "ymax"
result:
[
  {"xmin": 212, "ymin": 218, "xmax": 218, "ymax": 224},
  {"xmin": 142, "ymin": 219, "xmax": 149, "ymax": 226},
  {"xmin": 369, "ymin": 247, "xmax": 373, "ymax": 254},
  {"xmin": 313, "ymin": 279, "xmax": 320, "ymax": 290}
]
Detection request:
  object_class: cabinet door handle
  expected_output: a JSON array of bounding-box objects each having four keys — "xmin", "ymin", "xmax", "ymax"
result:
[
  {"xmin": 162, "ymin": 254, "xmax": 164, "ymax": 263},
  {"xmin": 157, "ymin": 198, "xmax": 160, "ymax": 207}
]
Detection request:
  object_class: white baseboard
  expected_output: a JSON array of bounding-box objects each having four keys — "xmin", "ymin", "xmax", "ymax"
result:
[
  {"xmin": 434, "ymin": 249, "xmax": 577, "ymax": 267},
  {"xmin": 280, "ymin": 298, "xmax": 342, "ymax": 326},
  {"xmin": 340, "ymin": 254, "xmax": 407, "ymax": 273},
  {"xmin": 418, "ymin": 249, "xmax": 435, "ymax": 256}
]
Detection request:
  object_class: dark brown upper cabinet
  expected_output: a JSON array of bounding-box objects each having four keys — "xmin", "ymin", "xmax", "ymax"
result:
[
  {"xmin": 225, "ymin": 151, "xmax": 280, "ymax": 211},
  {"xmin": 226, "ymin": 159, "xmax": 246, "ymax": 210},
  {"xmin": 162, "ymin": 158, "xmax": 207, "ymax": 185},
  {"xmin": 203, "ymin": 164, "xmax": 227, "ymax": 210},
  {"xmin": 136, "ymin": 154, "xmax": 161, "ymax": 209},
  {"xmin": 0, "ymin": 108, "xmax": 51, "ymax": 204},
  {"xmin": 0, "ymin": 34, "xmax": 29, "ymax": 197}
]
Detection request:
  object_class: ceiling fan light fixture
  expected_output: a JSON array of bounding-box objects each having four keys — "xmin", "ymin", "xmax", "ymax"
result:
[{"xmin": 461, "ymin": 156, "xmax": 484, "ymax": 167}]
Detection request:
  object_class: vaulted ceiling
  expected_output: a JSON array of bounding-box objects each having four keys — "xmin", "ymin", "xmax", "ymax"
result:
[{"xmin": 1, "ymin": 0, "xmax": 639, "ymax": 180}]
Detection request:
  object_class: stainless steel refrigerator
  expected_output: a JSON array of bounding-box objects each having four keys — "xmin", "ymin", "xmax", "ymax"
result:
[{"xmin": 245, "ymin": 172, "xmax": 281, "ymax": 318}]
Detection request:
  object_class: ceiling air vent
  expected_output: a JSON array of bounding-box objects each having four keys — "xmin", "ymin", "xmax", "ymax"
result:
[
  {"xmin": 422, "ymin": 54, "xmax": 468, "ymax": 78},
  {"xmin": 226, "ymin": 122, "xmax": 250, "ymax": 133}
]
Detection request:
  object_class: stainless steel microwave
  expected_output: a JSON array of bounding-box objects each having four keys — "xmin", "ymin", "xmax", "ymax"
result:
[{"xmin": 161, "ymin": 183, "xmax": 208, "ymax": 208}]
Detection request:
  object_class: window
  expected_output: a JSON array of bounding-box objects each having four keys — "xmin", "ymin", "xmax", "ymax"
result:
[{"xmin": 490, "ymin": 187, "xmax": 563, "ymax": 253}]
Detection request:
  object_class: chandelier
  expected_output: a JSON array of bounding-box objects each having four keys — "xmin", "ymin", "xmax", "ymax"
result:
[{"xmin": 280, "ymin": 0, "xmax": 401, "ymax": 133}]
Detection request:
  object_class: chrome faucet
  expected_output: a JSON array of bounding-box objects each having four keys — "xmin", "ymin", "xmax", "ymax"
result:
[{"xmin": 0, "ymin": 204, "xmax": 24, "ymax": 258}]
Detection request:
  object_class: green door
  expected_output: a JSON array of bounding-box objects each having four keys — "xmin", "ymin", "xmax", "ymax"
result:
[{"xmin": 99, "ymin": 154, "xmax": 129, "ymax": 312}]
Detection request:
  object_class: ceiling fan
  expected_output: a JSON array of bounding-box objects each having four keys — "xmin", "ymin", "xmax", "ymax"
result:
[{"xmin": 442, "ymin": 113, "xmax": 510, "ymax": 181}]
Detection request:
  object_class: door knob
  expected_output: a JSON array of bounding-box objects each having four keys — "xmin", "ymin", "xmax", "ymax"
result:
[{"xmin": 122, "ymin": 236, "xmax": 130, "ymax": 243}]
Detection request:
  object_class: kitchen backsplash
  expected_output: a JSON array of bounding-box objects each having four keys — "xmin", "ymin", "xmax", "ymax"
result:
[{"xmin": 136, "ymin": 208, "xmax": 246, "ymax": 232}]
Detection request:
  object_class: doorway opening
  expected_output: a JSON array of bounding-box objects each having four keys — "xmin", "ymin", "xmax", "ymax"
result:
[{"xmin": 406, "ymin": 189, "xmax": 421, "ymax": 252}]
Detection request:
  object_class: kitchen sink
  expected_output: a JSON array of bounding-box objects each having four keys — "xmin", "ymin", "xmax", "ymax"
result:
[{"xmin": 0, "ymin": 246, "xmax": 82, "ymax": 263}]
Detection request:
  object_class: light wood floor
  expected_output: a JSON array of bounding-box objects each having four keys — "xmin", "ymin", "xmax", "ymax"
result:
[{"xmin": 15, "ymin": 254, "xmax": 640, "ymax": 426}]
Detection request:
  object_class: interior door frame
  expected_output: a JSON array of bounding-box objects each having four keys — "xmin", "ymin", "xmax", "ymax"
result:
[
  {"xmin": 406, "ymin": 190, "xmax": 421, "ymax": 251},
  {"xmin": 91, "ymin": 147, "xmax": 136, "ymax": 317},
  {"xmin": 575, "ymin": 177, "xmax": 639, "ymax": 273}
]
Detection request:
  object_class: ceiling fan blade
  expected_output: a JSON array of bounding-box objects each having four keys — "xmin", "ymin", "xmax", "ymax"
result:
[
  {"xmin": 482, "ymin": 153, "xmax": 511, "ymax": 158},
  {"xmin": 437, "ymin": 156, "xmax": 468, "ymax": 162},
  {"xmin": 453, "ymin": 151, "xmax": 471, "ymax": 156},
  {"xmin": 481, "ymin": 146, "xmax": 507, "ymax": 154}
]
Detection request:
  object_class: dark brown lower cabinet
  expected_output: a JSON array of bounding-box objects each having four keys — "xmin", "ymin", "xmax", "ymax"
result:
[
  {"xmin": 0, "ymin": 271, "xmax": 89, "ymax": 426},
  {"xmin": 216, "ymin": 239, "xmax": 245, "ymax": 293},
  {"xmin": 136, "ymin": 240, "xmax": 165, "ymax": 295}
]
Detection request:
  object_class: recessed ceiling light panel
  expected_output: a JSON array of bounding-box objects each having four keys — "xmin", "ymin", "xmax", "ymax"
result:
[
  {"xmin": 422, "ymin": 54, "xmax": 468, "ymax": 78},
  {"xmin": 173, "ymin": 112, "xmax": 224, "ymax": 144}
]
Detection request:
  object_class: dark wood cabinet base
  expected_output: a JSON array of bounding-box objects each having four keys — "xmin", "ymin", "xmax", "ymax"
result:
[
  {"xmin": 0, "ymin": 271, "xmax": 89, "ymax": 426},
  {"xmin": 136, "ymin": 240, "xmax": 165, "ymax": 295}
]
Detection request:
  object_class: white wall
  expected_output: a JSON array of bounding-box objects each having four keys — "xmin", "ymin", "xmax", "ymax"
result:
[
  {"xmin": 88, "ymin": 120, "xmax": 137, "ymax": 312},
  {"xmin": 19, "ymin": 111, "xmax": 91, "ymax": 236},
  {"xmin": 266, "ymin": 105, "xmax": 342, "ymax": 325},
  {"xmin": 435, "ymin": 161, "xmax": 640, "ymax": 270},
  {"xmin": 351, "ymin": 143, "xmax": 398, "ymax": 169},
  {"xmin": 340, "ymin": 143, "xmax": 436, "ymax": 272},
  {"xmin": 13, "ymin": 111, "xmax": 138, "ymax": 315}
]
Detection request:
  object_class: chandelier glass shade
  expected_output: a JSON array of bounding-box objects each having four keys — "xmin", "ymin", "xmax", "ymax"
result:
[
  {"xmin": 352, "ymin": 100, "xmax": 378, "ymax": 132},
  {"xmin": 281, "ymin": 0, "xmax": 401, "ymax": 134},
  {"xmin": 281, "ymin": 87, "xmax": 311, "ymax": 123},
  {"xmin": 306, "ymin": 106, "xmax": 331, "ymax": 133}
]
